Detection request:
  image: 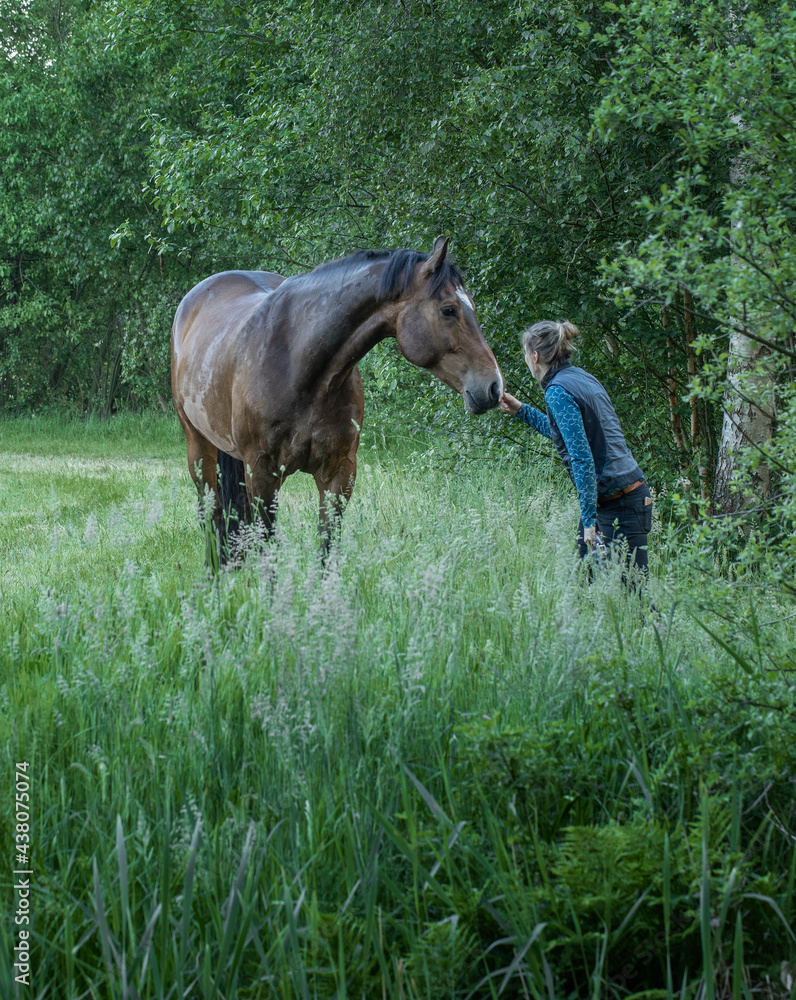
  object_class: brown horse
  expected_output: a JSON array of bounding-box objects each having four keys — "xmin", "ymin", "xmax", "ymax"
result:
[{"xmin": 171, "ymin": 237, "xmax": 502, "ymax": 558}]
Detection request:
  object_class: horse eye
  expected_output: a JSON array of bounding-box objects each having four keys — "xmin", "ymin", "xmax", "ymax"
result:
[{"xmin": 441, "ymin": 306, "xmax": 458, "ymax": 319}]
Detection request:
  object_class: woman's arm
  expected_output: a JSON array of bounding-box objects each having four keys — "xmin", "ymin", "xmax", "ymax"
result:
[
  {"xmin": 544, "ymin": 385, "xmax": 597, "ymax": 530},
  {"xmin": 500, "ymin": 392, "xmax": 552, "ymax": 438}
]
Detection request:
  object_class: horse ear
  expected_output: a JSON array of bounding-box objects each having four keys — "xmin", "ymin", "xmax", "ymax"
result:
[{"xmin": 422, "ymin": 235, "xmax": 449, "ymax": 276}]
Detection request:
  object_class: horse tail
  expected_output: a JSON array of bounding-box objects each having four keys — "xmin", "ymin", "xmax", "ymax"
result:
[{"xmin": 217, "ymin": 450, "xmax": 252, "ymax": 525}]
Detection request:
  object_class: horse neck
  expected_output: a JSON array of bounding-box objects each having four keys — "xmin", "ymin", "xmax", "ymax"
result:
[{"xmin": 293, "ymin": 263, "xmax": 400, "ymax": 389}]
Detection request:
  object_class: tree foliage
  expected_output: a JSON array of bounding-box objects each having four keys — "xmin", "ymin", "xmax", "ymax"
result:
[{"xmin": 595, "ymin": 0, "xmax": 796, "ymax": 585}]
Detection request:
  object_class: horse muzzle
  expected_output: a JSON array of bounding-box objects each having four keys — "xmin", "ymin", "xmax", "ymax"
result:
[{"xmin": 464, "ymin": 376, "xmax": 502, "ymax": 415}]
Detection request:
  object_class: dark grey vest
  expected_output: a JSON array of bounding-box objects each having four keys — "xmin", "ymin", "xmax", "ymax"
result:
[{"xmin": 544, "ymin": 363, "xmax": 643, "ymax": 497}]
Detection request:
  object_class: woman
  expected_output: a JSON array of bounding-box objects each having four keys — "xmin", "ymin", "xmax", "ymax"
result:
[{"xmin": 500, "ymin": 320, "xmax": 653, "ymax": 575}]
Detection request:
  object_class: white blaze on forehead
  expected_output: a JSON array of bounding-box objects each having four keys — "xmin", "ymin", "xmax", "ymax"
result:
[{"xmin": 456, "ymin": 287, "xmax": 475, "ymax": 312}]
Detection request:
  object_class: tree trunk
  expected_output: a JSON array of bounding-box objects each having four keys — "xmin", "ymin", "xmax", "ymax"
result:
[
  {"xmin": 712, "ymin": 138, "xmax": 777, "ymax": 516},
  {"xmin": 662, "ymin": 306, "xmax": 687, "ymax": 462},
  {"xmin": 102, "ymin": 345, "xmax": 124, "ymax": 419},
  {"xmin": 712, "ymin": 327, "xmax": 773, "ymax": 514}
]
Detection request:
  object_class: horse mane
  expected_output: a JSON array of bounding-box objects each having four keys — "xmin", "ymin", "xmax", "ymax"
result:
[{"xmin": 310, "ymin": 248, "xmax": 463, "ymax": 302}]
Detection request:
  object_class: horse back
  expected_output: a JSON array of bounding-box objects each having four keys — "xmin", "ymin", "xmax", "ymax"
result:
[{"xmin": 172, "ymin": 270, "xmax": 285, "ymax": 354}]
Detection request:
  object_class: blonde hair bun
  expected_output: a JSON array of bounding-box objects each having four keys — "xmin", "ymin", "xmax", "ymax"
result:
[
  {"xmin": 558, "ymin": 321, "xmax": 579, "ymax": 343},
  {"xmin": 521, "ymin": 319, "xmax": 579, "ymax": 365}
]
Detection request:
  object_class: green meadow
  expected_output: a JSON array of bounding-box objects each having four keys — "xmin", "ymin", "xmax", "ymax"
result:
[{"xmin": 1, "ymin": 415, "xmax": 794, "ymax": 999}]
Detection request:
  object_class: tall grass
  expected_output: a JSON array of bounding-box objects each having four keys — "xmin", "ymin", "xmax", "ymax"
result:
[{"xmin": 1, "ymin": 414, "xmax": 794, "ymax": 999}]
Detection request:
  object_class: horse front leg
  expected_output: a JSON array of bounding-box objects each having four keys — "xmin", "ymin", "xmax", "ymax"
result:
[
  {"xmin": 245, "ymin": 453, "xmax": 281, "ymax": 543},
  {"xmin": 314, "ymin": 458, "xmax": 357, "ymax": 557}
]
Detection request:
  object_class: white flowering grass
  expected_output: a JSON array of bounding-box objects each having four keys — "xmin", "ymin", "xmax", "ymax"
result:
[{"xmin": 1, "ymin": 413, "xmax": 794, "ymax": 997}]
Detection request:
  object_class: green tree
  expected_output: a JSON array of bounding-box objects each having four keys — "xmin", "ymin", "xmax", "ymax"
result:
[
  {"xmin": 595, "ymin": 0, "xmax": 796, "ymax": 586},
  {"xmin": 133, "ymin": 0, "xmax": 697, "ymax": 479},
  {"xmin": 0, "ymin": 0, "xmax": 214, "ymax": 413}
]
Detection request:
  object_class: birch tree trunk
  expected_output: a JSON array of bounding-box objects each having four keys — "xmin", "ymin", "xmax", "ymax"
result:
[
  {"xmin": 712, "ymin": 327, "xmax": 773, "ymax": 514},
  {"xmin": 711, "ymin": 142, "xmax": 776, "ymax": 515}
]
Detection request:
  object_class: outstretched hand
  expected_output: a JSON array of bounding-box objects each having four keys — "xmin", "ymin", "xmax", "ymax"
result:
[{"xmin": 499, "ymin": 391, "xmax": 522, "ymax": 415}]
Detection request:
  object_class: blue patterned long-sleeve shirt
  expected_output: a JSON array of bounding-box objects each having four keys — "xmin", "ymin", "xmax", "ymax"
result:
[{"xmin": 515, "ymin": 385, "xmax": 598, "ymax": 528}]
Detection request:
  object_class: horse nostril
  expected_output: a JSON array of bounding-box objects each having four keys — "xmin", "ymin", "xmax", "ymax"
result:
[{"xmin": 489, "ymin": 380, "xmax": 500, "ymax": 405}]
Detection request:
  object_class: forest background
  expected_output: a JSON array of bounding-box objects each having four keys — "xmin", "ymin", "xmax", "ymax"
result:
[{"xmin": 2, "ymin": 0, "xmax": 796, "ymax": 584}]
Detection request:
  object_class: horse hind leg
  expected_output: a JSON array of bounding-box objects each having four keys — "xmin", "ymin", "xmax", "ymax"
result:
[
  {"xmin": 179, "ymin": 428, "xmax": 225, "ymax": 568},
  {"xmin": 175, "ymin": 404, "xmax": 239, "ymax": 567}
]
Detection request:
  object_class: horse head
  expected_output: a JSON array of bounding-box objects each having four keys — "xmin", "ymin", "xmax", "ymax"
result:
[{"xmin": 394, "ymin": 237, "xmax": 503, "ymax": 414}]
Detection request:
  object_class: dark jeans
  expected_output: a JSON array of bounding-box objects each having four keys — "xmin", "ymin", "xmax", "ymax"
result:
[{"xmin": 578, "ymin": 483, "xmax": 653, "ymax": 575}]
